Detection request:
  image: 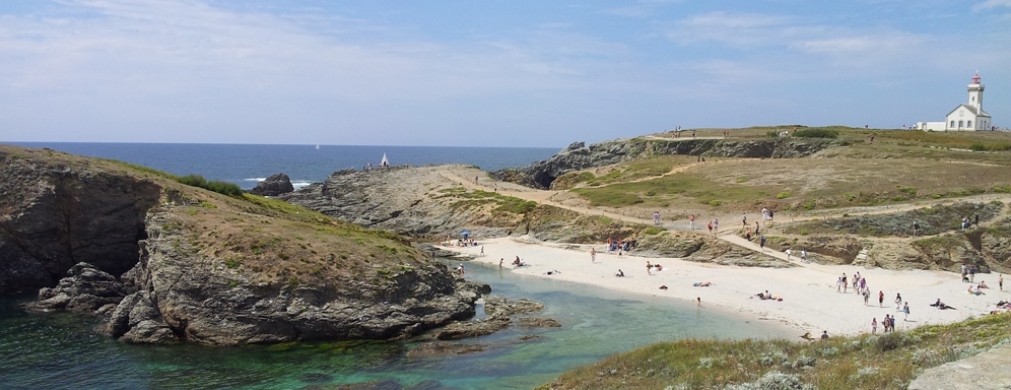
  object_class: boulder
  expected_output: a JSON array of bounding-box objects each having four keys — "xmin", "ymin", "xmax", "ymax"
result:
[
  {"xmin": 28, "ymin": 262, "xmax": 127, "ymax": 314},
  {"xmin": 248, "ymin": 172, "xmax": 294, "ymax": 196},
  {"xmin": 432, "ymin": 316, "xmax": 511, "ymax": 340},
  {"xmin": 484, "ymin": 296, "xmax": 544, "ymax": 317},
  {"xmin": 518, "ymin": 317, "xmax": 561, "ymax": 328}
]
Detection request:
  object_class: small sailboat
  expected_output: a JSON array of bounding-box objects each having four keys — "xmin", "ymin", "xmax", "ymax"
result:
[
  {"xmin": 315, "ymin": 144, "xmax": 320, "ymax": 150},
  {"xmin": 380, "ymin": 153, "xmax": 389, "ymax": 168}
]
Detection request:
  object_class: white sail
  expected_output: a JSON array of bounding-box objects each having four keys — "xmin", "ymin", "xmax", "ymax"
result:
[
  {"xmin": 380, "ymin": 153, "xmax": 389, "ymax": 167},
  {"xmin": 315, "ymin": 144, "xmax": 320, "ymax": 150}
]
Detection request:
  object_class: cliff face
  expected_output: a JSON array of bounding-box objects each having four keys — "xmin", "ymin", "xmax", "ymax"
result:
[
  {"xmin": 106, "ymin": 211, "xmax": 485, "ymax": 345},
  {"xmin": 2, "ymin": 145, "xmax": 489, "ymax": 346},
  {"xmin": 280, "ymin": 166, "xmax": 528, "ymax": 238},
  {"xmin": 497, "ymin": 138, "xmax": 833, "ymax": 189},
  {"xmin": 0, "ymin": 148, "xmax": 160, "ymax": 295}
]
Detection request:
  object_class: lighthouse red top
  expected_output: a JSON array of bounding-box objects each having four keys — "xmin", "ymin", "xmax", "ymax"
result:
[{"xmin": 971, "ymin": 73, "xmax": 981, "ymax": 84}]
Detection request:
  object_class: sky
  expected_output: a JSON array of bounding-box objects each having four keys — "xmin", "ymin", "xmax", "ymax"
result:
[{"xmin": 1, "ymin": 0, "xmax": 1009, "ymax": 148}]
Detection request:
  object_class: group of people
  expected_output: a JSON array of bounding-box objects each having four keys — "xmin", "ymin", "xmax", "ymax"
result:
[
  {"xmin": 645, "ymin": 261, "xmax": 664, "ymax": 274},
  {"xmin": 755, "ymin": 290, "xmax": 782, "ymax": 301},
  {"xmin": 959, "ymin": 214, "xmax": 980, "ymax": 230},
  {"xmin": 784, "ymin": 248, "xmax": 808, "ymax": 262},
  {"xmin": 606, "ymin": 237, "xmax": 636, "ymax": 254},
  {"xmin": 872, "ymin": 315, "xmax": 897, "ymax": 333}
]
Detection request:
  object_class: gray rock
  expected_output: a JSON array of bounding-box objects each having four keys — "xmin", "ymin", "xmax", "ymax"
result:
[
  {"xmin": 495, "ymin": 138, "xmax": 834, "ymax": 189},
  {"xmin": 908, "ymin": 342, "xmax": 1011, "ymax": 390},
  {"xmin": 484, "ymin": 296, "xmax": 544, "ymax": 317},
  {"xmin": 518, "ymin": 317, "xmax": 561, "ymax": 328},
  {"xmin": 102, "ymin": 212, "xmax": 489, "ymax": 345},
  {"xmin": 431, "ymin": 316, "xmax": 511, "ymax": 340},
  {"xmin": 247, "ymin": 172, "xmax": 294, "ymax": 196},
  {"xmin": 28, "ymin": 262, "xmax": 127, "ymax": 314},
  {"xmin": 0, "ymin": 148, "xmax": 160, "ymax": 296}
]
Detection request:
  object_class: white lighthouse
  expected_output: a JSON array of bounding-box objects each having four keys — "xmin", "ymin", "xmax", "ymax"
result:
[{"xmin": 917, "ymin": 72, "xmax": 993, "ymax": 131}]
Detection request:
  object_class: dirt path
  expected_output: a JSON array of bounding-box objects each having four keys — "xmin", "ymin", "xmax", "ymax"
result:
[{"xmin": 438, "ymin": 166, "xmax": 1011, "ymax": 268}]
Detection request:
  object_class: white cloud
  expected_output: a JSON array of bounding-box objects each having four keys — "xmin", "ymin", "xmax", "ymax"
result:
[{"xmin": 973, "ymin": 0, "xmax": 1011, "ymax": 11}]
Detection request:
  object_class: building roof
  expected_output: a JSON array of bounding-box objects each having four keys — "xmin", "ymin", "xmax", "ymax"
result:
[{"xmin": 946, "ymin": 104, "xmax": 991, "ymax": 118}]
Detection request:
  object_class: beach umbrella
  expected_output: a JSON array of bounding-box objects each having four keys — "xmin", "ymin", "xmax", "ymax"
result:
[{"xmin": 460, "ymin": 230, "xmax": 471, "ymax": 236}]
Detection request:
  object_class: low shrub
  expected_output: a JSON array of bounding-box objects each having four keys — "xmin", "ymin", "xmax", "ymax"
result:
[
  {"xmin": 793, "ymin": 128, "xmax": 838, "ymax": 139},
  {"xmin": 177, "ymin": 174, "xmax": 243, "ymax": 197}
]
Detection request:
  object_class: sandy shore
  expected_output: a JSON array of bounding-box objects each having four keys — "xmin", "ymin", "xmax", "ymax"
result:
[{"xmin": 443, "ymin": 236, "xmax": 1010, "ymax": 338}]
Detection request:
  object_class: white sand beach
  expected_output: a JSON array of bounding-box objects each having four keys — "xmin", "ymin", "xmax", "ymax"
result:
[{"xmin": 444, "ymin": 236, "xmax": 1010, "ymax": 338}]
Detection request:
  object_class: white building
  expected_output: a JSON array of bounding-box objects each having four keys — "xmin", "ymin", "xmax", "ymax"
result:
[{"xmin": 916, "ymin": 73, "xmax": 993, "ymax": 131}]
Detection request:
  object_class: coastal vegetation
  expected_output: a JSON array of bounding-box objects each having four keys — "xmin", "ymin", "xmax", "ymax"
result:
[
  {"xmin": 539, "ymin": 312, "xmax": 1011, "ymax": 389},
  {"xmin": 550, "ymin": 127, "xmax": 1011, "ymax": 211}
]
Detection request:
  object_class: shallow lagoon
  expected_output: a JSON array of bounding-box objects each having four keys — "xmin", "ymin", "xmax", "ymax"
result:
[{"xmin": 0, "ymin": 261, "xmax": 792, "ymax": 389}]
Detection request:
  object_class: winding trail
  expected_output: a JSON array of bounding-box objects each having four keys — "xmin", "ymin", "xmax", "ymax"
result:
[{"xmin": 438, "ymin": 166, "xmax": 1011, "ymax": 268}]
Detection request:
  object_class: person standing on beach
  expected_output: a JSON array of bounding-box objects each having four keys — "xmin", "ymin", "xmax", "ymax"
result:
[
  {"xmin": 689, "ymin": 214, "xmax": 695, "ymax": 230},
  {"xmin": 591, "ymin": 248, "xmax": 597, "ymax": 263},
  {"xmin": 903, "ymin": 302, "xmax": 911, "ymax": 321},
  {"xmin": 863, "ymin": 289, "xmax": 870, "ymax": 306},
  {"xmin": 1000, "ymin": 274, "xmax": 1004, "ymax": 291},
  {"xmin": 895, "ymin": 293, "xmax": 902, "ymax": 311},
  {"xmin": 878, "ymin": 290, "xmax": 884, "ymax": 308},
  {"xmin": 871, "ymin": 318, "xmax": 878, "ymax": 334},
  {"xmin": 841, "ymin": 273, "xmax": 848, "ymax": 293},
  {"xmin": 499, "ymin": 258, "xmax": 504, "ymax": 268},
  {"xmin": 697, "ymin": 297, "xmax": 702, "ymax": 308}
]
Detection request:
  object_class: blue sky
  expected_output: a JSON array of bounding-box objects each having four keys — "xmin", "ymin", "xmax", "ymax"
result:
[{"xmin": 1, "ymin": 0, "xmax": 1009, "ymax": 147}]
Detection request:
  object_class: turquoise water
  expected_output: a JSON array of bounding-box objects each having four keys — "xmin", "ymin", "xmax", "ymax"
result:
[{"xmin": 0, "ymin": 261, "xmax": 792, "ymax": 389}]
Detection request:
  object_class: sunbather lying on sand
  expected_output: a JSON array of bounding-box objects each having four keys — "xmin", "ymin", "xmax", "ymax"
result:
[{"xmin": 693, "ymin": 282, "xmax": 713, "ymax": 287}]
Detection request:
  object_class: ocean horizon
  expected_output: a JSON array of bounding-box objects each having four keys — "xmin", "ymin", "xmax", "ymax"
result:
[{"xmin": 6, "ymin": 142, "xmax": 561, "ymax": 190}]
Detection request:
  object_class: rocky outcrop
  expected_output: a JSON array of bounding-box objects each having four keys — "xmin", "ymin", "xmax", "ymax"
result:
[
  {"xmin": 909, "ymin": 342, "xmax": 1011, "ymax": 390},
  {"xmin": 496, "ymin": 138, "xmax": 835, "ymax": 189},
  {"xmin": 636, "ymin": 232, "xmax": 794, "ymax": 268},
  {"xmin": 27, "ymin": 262, "xmax": 126, "ymax": 314},
  {"xmin": 0, "ymin": 147, "xmax": 160, "ymax": 295},
  {"xmin": 427, "ymin": 296, "xmax": 555, "ymax": 340},
  {"xmin": 247, "ymin": 172, "xmax": 294, "ymax": 196},
  {"xmin": 103, "ymin": 211, "xmax": 492, "ymax": 345},
  {"xmin": 280, "ymin": 165, "xmax": 523, "ymax": 238}
]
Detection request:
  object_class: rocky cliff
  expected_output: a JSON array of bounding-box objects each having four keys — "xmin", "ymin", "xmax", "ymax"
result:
[
  {"xmin": 0, "ymin": 147, "xmax": 160, "ymax": 295},
  {"xmin": 1, "ymin": 145, "xmax": 491, "ymax": 346},
  {"xmin": 496, "ymin": 138, "xmax": 834, "ymax": 189},
  {"xmin": 280, "ymin": 165, "xmax": 531, "ymax": 238},
  {"xmin": 104, "ymin": 209, "xmax": 487, "ymax": 345}
]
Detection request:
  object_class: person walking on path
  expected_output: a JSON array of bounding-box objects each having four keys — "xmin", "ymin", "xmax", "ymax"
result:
[
  {"xmin": 759, "ymin": 235, "xmax": 767, "ymax": 251},
  {"xmin": 713, "ymin": 218, "xmax": 719, "ymax": 235},
  {"xmin": 800, "ymin": 248, "xmax": 808, "ymax": 263},
  {"xmin": 742, "ymin": 213, "xmax": 748, "ymax": 228},
  {"xmin": 689, "ymin": 214, "xmax": 696, "ymax": 230},
  {"xmin": 590, "ymin": 248, "xmax": 596, "ymax": 263}
]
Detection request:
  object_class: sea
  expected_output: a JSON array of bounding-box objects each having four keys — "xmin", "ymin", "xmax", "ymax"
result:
[
  {"xmin": 0, "ymin": 142, "xmax": 793, "ymax": 389},
  {"xmin": 6, "ymin": 142, "xmax": 561, "ymax": 190}
]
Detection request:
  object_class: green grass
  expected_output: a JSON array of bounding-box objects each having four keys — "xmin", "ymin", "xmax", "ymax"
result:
[
  {"xmin": 177, "ymin": 174, "xmax": 244, "ymax": 197},
  {"xmin": 573, "ymin": 172, "xmax": 766, "ymax": 208},
  {"xmin": 540, "ymin": 312, "xmax": 1011, "ymax": 390}
]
